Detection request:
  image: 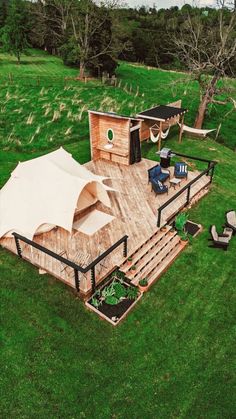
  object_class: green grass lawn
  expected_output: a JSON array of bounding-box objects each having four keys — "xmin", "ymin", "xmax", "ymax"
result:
[
  {"xmin": 0, "ymin": 50, "xmax": 236, "ymax": 418},
  {"xmin": 0, "ymin": 49, "xmax": 235, "ymax": 151}
]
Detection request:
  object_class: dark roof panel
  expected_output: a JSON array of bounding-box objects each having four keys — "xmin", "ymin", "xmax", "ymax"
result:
[{"xmin": 138, "ymin": 105, "xmax": 187, "ymax": 121}]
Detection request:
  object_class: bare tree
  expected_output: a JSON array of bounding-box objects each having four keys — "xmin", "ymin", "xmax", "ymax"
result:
[
  {"xmin": 174, "ymin": 9, "xmax": 236, "ymax": 128},
  {"xmin": 70, "ymin": 0, "xmax": 120, "ymax": 79}
]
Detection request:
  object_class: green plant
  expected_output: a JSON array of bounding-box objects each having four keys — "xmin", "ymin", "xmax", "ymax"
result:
[
  {"xmin": 175, "ymin": 212, "xmax": 188, "ymax": 232},
  {"xmin": 101, "ymin": 283, "xmax": 115, "ymax": 299},
  {"xmin": 127, "ymin": 256, "xmax": 133, "ymax": 262},
  {"xmin": 179, "ymin": 231, "xmax": 189, "ymax": 242},
  {"xmin": 105, "ymin": 295, "xmax": 119, "ymax": 305},
  {"xmin": 126, "ymin": 286, "xmax": 139, "ymax": 300},
  {"xmin": 131, "ymin": 265, "xmax": 137, "ymax": 271},
  {"xmin": 91, "ymin": 296, "xmax": 101, "ymax": 308},
  {"xmin": 116, "ymin": 270, "xmax": 125, "ymax": 280},
  {"xmin": 113, "ymin": 282, "xmax": 127, "ymax": 299},
  {"xmin": 139, "ymin": 278, "xmax": 148, "ymax": 287}
]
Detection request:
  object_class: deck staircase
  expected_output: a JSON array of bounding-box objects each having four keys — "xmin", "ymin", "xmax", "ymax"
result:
[{"xmin": 120, "ymin": 225, "xmax": 186, "ymax": 289}]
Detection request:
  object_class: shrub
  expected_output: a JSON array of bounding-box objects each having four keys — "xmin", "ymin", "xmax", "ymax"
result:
[{"xmin": 139, "ymin": 278, "xmax": 148, "ymax": 287}]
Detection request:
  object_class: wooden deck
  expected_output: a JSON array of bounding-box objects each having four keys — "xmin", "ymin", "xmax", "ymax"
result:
[{"xmin": 0, "ymin": 158, "xmax": 210, "ymax": 295}]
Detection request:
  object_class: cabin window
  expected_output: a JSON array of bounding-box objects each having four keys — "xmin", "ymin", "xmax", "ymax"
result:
[{"xmin": 107, "ymin": 128, "xmax": 114, "ymax": 142}]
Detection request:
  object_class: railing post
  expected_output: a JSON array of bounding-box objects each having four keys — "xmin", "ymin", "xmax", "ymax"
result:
[
  {"xmin": 207, "ymin": 161, "xmax": 211, "ymax": 176},
  {"xmin": 210, "ymin": 165, "xmax": 215, "ymax": 183},
  {"xmin": 157, "ymin": 209, "xmax": 161, "ymax": 227},
  {"xmin": 91, "ymin": 267, "xmax": 96, "ymax": 293},
  {"xmin": 74, "ymin": 269, "xmax": 80, "ymax": 292},
  {"xmin": 123, "ymin": 236, "xmax": 128, "ymax": 258},
  {"xmin": 14, "ymin": 236, "xmax": 22, "ymax": 258},
  {"xmin": 186, "ymin": 185, "xmax": 191, "ymax": 205}
]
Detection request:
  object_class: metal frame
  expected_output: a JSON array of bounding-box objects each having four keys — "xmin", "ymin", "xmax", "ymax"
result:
[
  {"xmin": 157, "ymin": 152, "xmax": 217, "ymax": 227},
  {"xmin": 12, "ymin": 232, "xmax": 128, "ymax": 294}
]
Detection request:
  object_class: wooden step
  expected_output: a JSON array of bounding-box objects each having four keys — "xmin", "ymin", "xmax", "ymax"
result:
[
  {"xmin": 131, "ymin": 235, "xmax": 181, "ymax": 285},
  {"xmin": 120, "ymin": 226, "xmax": 172, "ymax": 273},
  {"xmin": 125, "ymin": 233, "xmax": 178, "ymax": 280},
  {"xmin": 132, "ymin": 240, "xmax": 186, "ymax": 288}
]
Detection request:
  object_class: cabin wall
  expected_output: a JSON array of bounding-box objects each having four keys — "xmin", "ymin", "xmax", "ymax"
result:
[{"xmin": 89, "ymin": 113, "xmax": 131, "ymax": 165}]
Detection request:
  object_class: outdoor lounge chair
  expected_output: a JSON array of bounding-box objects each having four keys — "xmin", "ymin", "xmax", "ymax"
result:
[
  {"xmin": 174, "ymin": 162, "xmax": 188, "ymax": 179},
  {"xmin": 225, "ymin": 210, "xmax": 236, "ymax": 234},
  {"xmin": 151, "ymin": 178, "xmax": 168, "ymax": 195},
  {"xmin": 209, "ymin": 225, "xmax": 233, "ymax": 250},
  {"xmin": 148, "ymin": 164, "xmax": 170, "ymax": 184}
]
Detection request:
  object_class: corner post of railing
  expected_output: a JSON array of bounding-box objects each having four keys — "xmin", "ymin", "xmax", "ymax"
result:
[
  {"xmin": 74, "ymin": 269, "xmax": 80, "ymax": 292},
  {"xmin": 91, "ymin": 266, "xmax": 96, "ymax": 293},
  {"xmin": 186, "ymin": 185, "xmax": 191, "ymax": 205},
  {"xmin": 123, "ymin": 236, "xmax": 128, "ymax": 258},
  {"xmin": 210, "ymin": 163, "xmax": 215, "ymax": 183},
  {"xmin": 207, "ymin": 161, "xmax": 211, "ymax": 176},
  {"xmin": 157, "ymin": 209, "xmax": 161, "ymax": 228},
  {"xmin": 13, "ymin": 234, "xmax": 22, "ymax": 258}
]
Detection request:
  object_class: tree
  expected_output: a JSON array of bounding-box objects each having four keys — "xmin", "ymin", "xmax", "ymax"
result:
[
  {"xmin": 32, "ymin": 0, "xmax": 73, "ymax": 54},
  {"xmin": 173, "ymin": 9, "xmax": 236, "ymax": 128},
  {"xmin": 69, "ymin": 0, "xmax": 119, "ymax": 79},
  {"xmin": 0, "ymin": 0, "xmax": 9, "ymax": 28},
  {"xmin": 1, "ymin": 0, "xmax": 29, "ymax": 64}
]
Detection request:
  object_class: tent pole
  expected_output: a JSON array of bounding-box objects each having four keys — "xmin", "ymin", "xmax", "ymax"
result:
[
  {"xmin": 158, "ymin": 122, "xmax": 163, "ymax": 151},
  {"xmin": 179, "ymin": 115, "xmax": 184, "ymax": 143}
]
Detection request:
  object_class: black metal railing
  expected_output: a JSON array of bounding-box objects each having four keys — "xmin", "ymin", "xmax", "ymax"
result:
[
  {"xmin": 12, "ymin": 232, "xmax": 128, "ymax": 294},
  {"xmin": 156, "ymin": 152, "xmax": 217, "ymax": 227}
]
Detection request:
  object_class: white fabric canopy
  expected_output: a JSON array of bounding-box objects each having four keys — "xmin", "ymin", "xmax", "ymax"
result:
[
  {"xmin": 0, "ymin": 147, "xmax": 113, "ymax": 240},
  {"xmin": 73, "ymin": 209, "xmax": 114, "ymax": 236}
]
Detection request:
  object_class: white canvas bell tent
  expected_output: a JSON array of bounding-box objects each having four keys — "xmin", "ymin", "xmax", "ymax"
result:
[{"xmin": 0, "ymin": 147, "xmax": 113, "ymax": 240}]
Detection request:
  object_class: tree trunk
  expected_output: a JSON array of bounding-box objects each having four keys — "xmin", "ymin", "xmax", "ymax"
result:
[
  {"xmin": 194, "ymin": 72, "xmax": 221, "ymax": 129},
  {"xmin": 17, "ymin": 52, "xmax": 21, "ymax": 65},
  {"xmin": 78, "ymin": 60, "xmax": 85, "ymax": 79}
]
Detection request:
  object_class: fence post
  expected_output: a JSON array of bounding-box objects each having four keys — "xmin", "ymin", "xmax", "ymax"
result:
[
  {"xmin": 91, "ymin": 267, "xmax": 96, "ymax": 293},
  {"xmin": 157, "ymin": 209, "xmax": 161, "ymax": 227},
  {"xmin": 123, "ymin": 237, "xmax": 128, "ymax": 258},
  {"xmin": 74, "ymin": 269, "xmax": 80, "ymax": 292},
  {"xmin": 186, "ymin": 185, "xmax": 191, "ymax": 204},
  {"xmin": 14, "ymin": 236, "xmax": 22, "ymax": 258},
  {"xmin": 210, "ymin": 165, "xmax": 215, "ymax": 183},
  {"xmin": 207, "ymin": 161, "xmax": 211, "ymax": 176}
]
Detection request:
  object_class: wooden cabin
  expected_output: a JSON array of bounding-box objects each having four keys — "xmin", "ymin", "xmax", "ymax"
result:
[{"xmin": 88, "ymin": 110, "xmax": 143, "ymax": 166}]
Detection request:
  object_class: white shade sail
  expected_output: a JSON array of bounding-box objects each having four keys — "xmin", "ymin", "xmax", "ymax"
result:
[{"xmin": 0, "ymin": 147, "xmax": 112, "ymax": 240}]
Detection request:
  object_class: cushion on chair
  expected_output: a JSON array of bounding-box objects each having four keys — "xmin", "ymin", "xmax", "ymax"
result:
[
  {"xmin": 210, "ymin": 225, "xmax": 218, "ymax": 242},
  {"xmin": 150, "ymin": 165, "xmax": 161, "ymax": 179},
  {"xmin": 226, "ymin": 210, "xmax": 236, "ymax": 228},
  {"xmin": 159, "ymin": 172, "xmax": 169, "ymax": 182},
  {"xmin": 152, "ymin": 178, "xmax": 168, "ymax": 194},
  {"xmin": 174, "ymin": 162, "xmax": 188, "ymax": 178}
]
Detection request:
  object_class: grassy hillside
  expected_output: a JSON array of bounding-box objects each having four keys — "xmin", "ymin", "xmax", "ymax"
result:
[
  {"xmin": 0, "ymin": 50, "xmax": 235, "ymax": 152},
  {"xmin": 0, "ymin": 50, "xmax": 236, "ymax": 418}
]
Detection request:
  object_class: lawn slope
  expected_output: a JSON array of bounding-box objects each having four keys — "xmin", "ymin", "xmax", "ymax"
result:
[
  {"xmin": 0, "ymin": 49, "xmax": 235, "ymax": 151},
  {"xmin": 0, "ymin": 50, "xmax": 236, "ymax": 419}
]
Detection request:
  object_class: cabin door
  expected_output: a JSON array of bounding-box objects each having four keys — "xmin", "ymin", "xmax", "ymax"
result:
[{"xmin": 130, "ymin": 128, "xmax": 141, "ymax": 164}]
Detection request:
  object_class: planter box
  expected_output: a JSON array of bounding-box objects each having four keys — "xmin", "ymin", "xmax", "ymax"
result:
[
  {"xmin": 85, "ymin": 274, "xmax": 142, "ymax": 326},
  {"xmin": 185, "ymin": 220, "xmax": 202, "ymax": 237}
]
